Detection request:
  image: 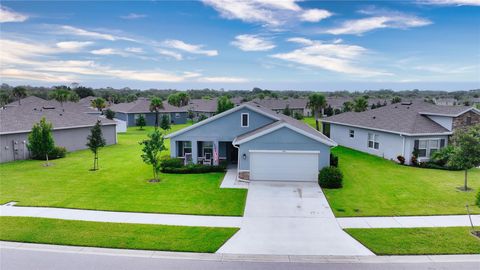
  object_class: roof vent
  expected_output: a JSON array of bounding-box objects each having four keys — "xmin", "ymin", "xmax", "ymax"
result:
[
  {"xmin": 42, "ymin": 106, "xmax": 55, "ymax": 110},
  {"xmin": 401, "ymin": 101, "xmax": 412, "ymax": 105},
  {"xmin": 372, "ymin": 116, "xmax": 376, "ymax": 119}
]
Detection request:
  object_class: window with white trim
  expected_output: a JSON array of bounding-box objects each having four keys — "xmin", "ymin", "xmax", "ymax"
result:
[
  {"xmin": 202, "ymin": 141, "xmax": 213, "ymax": 157},
  {"xmin": 175, "ymin": 113, "xmax": 180, "ymax": 118},
  {"xmin": 418, "ymin": 139, "xmax": 440, "ymax": 158},
  {"xmin": 349, "ymin": 129, "xmax": 355, "ymax": 138},
  {"xmin": 368, "ymin": 133, "xmax": 379, "ymax": 149},
  {"xmin": 134, "ymin": 113, "xmax": 145, "ymax": 120},
  {"xmin": 241, "ymin": 113, "xmax": 249, "ymax": 127},
  {"xmin": 180, "ymin": 141, "xmax": 192, "ymax": 157}
]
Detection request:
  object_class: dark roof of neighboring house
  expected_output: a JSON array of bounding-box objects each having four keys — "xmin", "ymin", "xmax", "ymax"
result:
[
  {"xmin": 323, "ymin": 101, "xmax": 477, "ymax": 135},
  {"xmin": 109, "ymin": 98, "xmax": 185, "ymax": 113},
  {"xmin": 1, "ymin": 97, "xmax": 116, "ymax": 134},
  {"xmin": 79, "ymin": 96, "xmax": 96, "ymax": 105},
  {"xmin": 251, "ymin": 98, "xmax": 308, "ymax": 110},
  {"xmin": 186, "ymin": 98, "xmax": 217, "ymax": 113},
  {"xmin": 6, "ymin": 96, "xmax": 99, "ymax": 114}
]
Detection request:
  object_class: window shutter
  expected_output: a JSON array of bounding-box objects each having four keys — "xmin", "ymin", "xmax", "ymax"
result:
[
  {"xmin": 414, "ymin": 140, "xmax": 419, "ymax": 149},
  {"xmin": 440, "ymin": 139, "xmax": 445, "ymax": 148}
]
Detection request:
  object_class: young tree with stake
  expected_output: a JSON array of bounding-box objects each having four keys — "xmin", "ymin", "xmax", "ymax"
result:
[
  {"xmin": 136, "ymin": 114, "xmax": 146, "ymax": 130},
  {"xmin": 139, "ymin": 129, "xmax": 166, "ymax": 182},
  {"xmin": 87, "ymin": 120, "xmax": 106, "ymax": 171},
  {"xmin": 27, "ymin": 117, "xmax": 55, "ymax": 166}
]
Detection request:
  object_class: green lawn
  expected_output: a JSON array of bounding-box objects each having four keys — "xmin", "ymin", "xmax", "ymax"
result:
[
  {"xmin": 303, "ymin": 117, "xmax": 321, "ymax": 131},
  {"xmin": 0, "ymin": 217, "xmax": 238, "ymax": 253},
  {"xmin": 325, "ymin": 147, "xmax": 480, "ymax": 217},
  {"xmin": 0, "ymin": 125, "xmax": 247, "ymax": 216},
  {"xmin": 346, "ymin": 227, "xmax": 480, "ymax": 255}
]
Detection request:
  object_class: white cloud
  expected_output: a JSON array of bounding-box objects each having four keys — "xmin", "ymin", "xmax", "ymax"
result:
[
  {"xmin": 231, "ymin": 34, "xmax": 275, "ymax": 51},
  {"xmin": 0, "ymin": 68, "xmax": 76, "ymax": 82},
  {"xmin": 162, "ymin": 39, "xmax": 218, "ymax": 56},
  {"xmin": 125, "ymin": 47, "xmax": 144, "ymax": 53},
  {"xmin": 0, "ymin": 6, "xmax": 28, "ymax": 23},
  {"xmin": 202, "ymin": 0, "xmax": 332, "ymax": 27},
  {"xmin": 287, "ymin": 37, "xmax": 314, "ymax": 45},
  {"xmin": 156, "ymin": 48, "xmax": 183, "ymax": 60},
  {"xmin": 198, "ymin": 76, "xmax": 248, "ymax": 83},
  {"xmin": 324, "ymin": 13, "xmax": 431, "ymax": 35},
  {"xmin": 58, "ymin": 25, "xmax": 135, "ymax": 42},
  {"xmin": 90, "ymin": 48, "xmax": 126, "ymax": 56},
  {"xmin": 271, "ymin": 38, "xmax": 391, "ymax": 77},
  {"xmin": 120, "ymin": 13, "xmax": 147, "ymax": 19},
  {"xmin": 56, "ymin": 41, "xmax": 93, "ymax": 51},
  {"xmin": 300, "ymin": 9, "xmax": 332, "ymax": 22},
  {"xmin": 418, "ymin": 0, "xmax": 480, "ymax": 6},
  {"xmin": 183, "ymin": 71, "xmax": 202, "ymax": 78}
]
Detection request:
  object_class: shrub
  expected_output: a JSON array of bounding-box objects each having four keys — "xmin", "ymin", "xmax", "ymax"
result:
[
  {"xmin": 198, "ymin": 114, "xmax": 208, "ymax": 122},
  {"xmin": 330, "ymin": 153, "xmax": 339, "ymax": 167},
  {"xmin": 104, "ymin": 109, "xmax": 115, "ymax": 120},
  {"xmin": 318, "ymin": 166, "xmax": 343, "ymax": 189},
  {"xmin": 161, "ymin": 164, "xmax": 226, "ymax": 174},
  {"xmin": 397, "ymin": 155, "xmax": 405, "ymax": 165},
  {"xmin": 49, "ymin": 146, "xmax": 66, "ymax": 160},
  {"xmin": 160, "ymin": 157, "xmax": 184, "ymax": 169},
  {"xmin": 293, "ymin": 112, "xmax": 304, "ymax": 120},
  {"xmin": 430, "ymin": 146, "xmax": 454, "ymax": 167}
]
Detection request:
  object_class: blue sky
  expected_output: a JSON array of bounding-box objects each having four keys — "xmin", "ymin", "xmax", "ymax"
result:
[{"xmin": 1, "ymin": 0, "xmax": 479, "ymax": 91}]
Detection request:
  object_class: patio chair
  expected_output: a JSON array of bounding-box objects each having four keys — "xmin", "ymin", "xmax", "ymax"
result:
[{"xmin": 203, "ymin": 153, "xmax": 212, "ymax": 165}]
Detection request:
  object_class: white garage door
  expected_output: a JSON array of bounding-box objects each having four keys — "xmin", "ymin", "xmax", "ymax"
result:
[{"xmin": 249, "ymin": 150, "xmax": 319, "ymax": 182}]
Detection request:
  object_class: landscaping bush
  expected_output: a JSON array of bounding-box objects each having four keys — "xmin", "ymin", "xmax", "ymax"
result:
[
  {"xmin": 418, "ymin": 161, "xmax": 462, "ymax": 171},
  {"xmin": 34, "ymin": 146, "xmax": 66, "ymax": 160},
  {"xmin": 160, "ymin": 157, "xmax": 184, "ymax": 169},
  {"xmin": 318, "ymin": 166, "xmax": 343, "ymax": 189},
  {"xmin": 330, "ymin": 153, "xmax": 339, "ymax": 167},
  {"xmin": 104, "ymin": 109, "xmax": 115, "ymax": 120},
  {"xmin": 430, "ymin": 146, "xmax": 454, "ymax": 167},
  {"xmin": 397, "ymin": 155, "xmax": 405, "ymax": 165},
  {"xmin": 293, "ymin": 112, "xmax": 304, "ymax": 120},
  {"xmin": 476, "ymin": 190, "xmax": 480, "ymax": 207},
  {"xmin": 161, "ymin": 164, "xmax": 226, "ymax": 174}
]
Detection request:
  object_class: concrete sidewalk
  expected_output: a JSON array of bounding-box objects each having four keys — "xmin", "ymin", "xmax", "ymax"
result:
[
  {"xmin": 338, "ymin": 215, "xmax": 480, "ymax": 229},
  {"xmin": 0, "ymin": 204, "xmax": 241, "ymax": 228}
]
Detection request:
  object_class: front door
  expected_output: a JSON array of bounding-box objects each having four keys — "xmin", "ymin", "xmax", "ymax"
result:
[{"xmin": 228, "ymin": 143, "xmax": 238, "ymax": 164}]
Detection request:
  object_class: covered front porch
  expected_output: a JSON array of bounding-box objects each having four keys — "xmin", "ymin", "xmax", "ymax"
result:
[{"xmin": 174, "ymin": 140, "xmax": 238, "ymax": 165}]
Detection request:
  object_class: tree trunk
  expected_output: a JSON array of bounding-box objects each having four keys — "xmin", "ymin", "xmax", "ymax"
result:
[
  {"xmin": 464, "ymin": 169, "xmax": 468, "ymax": 190},
  {"xmin": 45, "ymin": 153, "xmax": 50, "ymax": 166},
  {"xmin": 95, "ymin": 153, "xmax": 99, "ymax": 170},
  {"xmin": 155, "ymin": 111, "xmax": 159, "ymax": 129},
  {"xmin": 314, "ymin": 110, "xmax": 320, "ymax": 131},
  {"xmin": 93, "ymin": 154, "xmax": 96, "ymax": 171}
]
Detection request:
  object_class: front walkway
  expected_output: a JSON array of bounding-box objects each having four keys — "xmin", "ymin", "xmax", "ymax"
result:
[
  {"xmin": 217, "ymin": 181, "xmax": 374, "ymax": 256},
  {"xmin": 338, "ymin": 215, "xmax": 480, "ymax": 229}
]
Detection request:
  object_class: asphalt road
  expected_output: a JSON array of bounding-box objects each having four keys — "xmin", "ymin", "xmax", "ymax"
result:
[{"xmin": 1, "ymin": 248, "xmax": 479, "ymax": 270}]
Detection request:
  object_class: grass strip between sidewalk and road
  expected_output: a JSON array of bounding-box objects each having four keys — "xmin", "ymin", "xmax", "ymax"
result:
[
  {"xmin": 345, "ymin": 226, "xmax": 480, "ymax": 255},
  {"xmin": 0, "ymin": 216, "xmax": 239, "ymax": 253}
]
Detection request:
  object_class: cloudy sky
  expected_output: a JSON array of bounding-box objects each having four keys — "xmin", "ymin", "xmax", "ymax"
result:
[{"xmin": 1, "ymin": 0, "xmax": 479, "ymax": 91}]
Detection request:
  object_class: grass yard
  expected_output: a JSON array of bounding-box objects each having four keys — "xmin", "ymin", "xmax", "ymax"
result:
[
  {"xmin": 0, "ymin": 217, "xmax": 238, "ymax": 253},
  {"xmin": 0, "ymin": 125, "xmax": 247, "ymax": 216},
  {"xmin": 302, "ymin": 117, "xmax": 321, "ymax": 131},
  {"xmin": 345, "ymin": 227, "xmax": 480, "ymax": 255},
  {"xmin": 325, "ymin": 147, "xmax": 480, "ymax": 217}
]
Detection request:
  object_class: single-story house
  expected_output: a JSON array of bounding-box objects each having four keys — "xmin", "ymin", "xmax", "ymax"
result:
[
  {"xmin": 252, "ymin": 97, "xmax": 312, "ymax": 116},
  {"xmin": 185, "ymin": 98, "xmax": 217, "ymax": 119},
  {"xmin": 110, "ymin": 97, "xmax": 188, "ymax": 126},
  {"xmin": 166, "ymin": 102, "xmax": 337, "ymax": 182},
  {"xmin": 1, "ymin": 97, "xmax": 117, "ymax": 163},
  {"xmin": 322, "ymin": 101, "xmax": 480, "ymax": 164}
]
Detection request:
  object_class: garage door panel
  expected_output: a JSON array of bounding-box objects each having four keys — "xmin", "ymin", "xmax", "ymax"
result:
[{"xmin": 250, "ymin": 151, "xmax": 319, "ymax": 182}]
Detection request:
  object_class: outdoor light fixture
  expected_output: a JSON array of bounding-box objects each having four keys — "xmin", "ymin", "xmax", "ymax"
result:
[{"xmin": 242, "ymin": 153, "xmax": 247, "ymax": 160}]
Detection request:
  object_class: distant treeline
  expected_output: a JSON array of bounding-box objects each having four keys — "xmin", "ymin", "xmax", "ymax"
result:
[{"xmin": 1, "ymin": 83, "xmax": 479, "ymax": 105}]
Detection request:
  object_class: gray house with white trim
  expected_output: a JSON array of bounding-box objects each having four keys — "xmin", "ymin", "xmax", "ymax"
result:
[
  {"xmin": 323, "ymin": 101, "xmax": 480, "ymax": 164},
  {"xmin": 166, "ymin": 102, "xmax": 336, "ymax": 182},
  {"xmin": 1, "ymin": 97, "xmax": 117, "ymax": 163}
]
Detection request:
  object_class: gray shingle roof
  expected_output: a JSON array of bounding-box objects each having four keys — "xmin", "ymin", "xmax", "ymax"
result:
[
  {"xmin": 186, "ymin": 98, "xmax": 217, "ymax": 113},
  {"xmin": 235, "ymin": 102, "xmax": 335, "ymax": 145},
  {"xmin": 109, "ymin": 98, "xmax": 185, "ymax": 113},
  {"xmin": 323, "ymin": 101, "xmax": 475, "ymax": 135},
  {"xmin": 1, "ymin": 97, "xmax": 115, "ymax": 134},
  {"xmin": 251, "ymin": 98, "xmax": 307, "ymax": 110}
]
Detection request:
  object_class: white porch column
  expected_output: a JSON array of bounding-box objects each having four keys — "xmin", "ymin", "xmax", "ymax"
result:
[
  {"xmin": 213, "ymin": 140, "xmax": 219, "ymax": 165},
  {"xmin": 170, "ymin": 140, "xmax": 176, "ymax": 158},
  {"xmin": 192, "ymin": 140, "xmax": 198, "ymax": 164}
]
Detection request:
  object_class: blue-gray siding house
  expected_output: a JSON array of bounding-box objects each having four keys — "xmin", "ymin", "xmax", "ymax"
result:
[
  {"xmin": 110, "ymin": 98, "xmax": 188, "ymax": 126},
  {"xmin": 166, "ymin": 103, "xmax": 337, "ymax": 182}
]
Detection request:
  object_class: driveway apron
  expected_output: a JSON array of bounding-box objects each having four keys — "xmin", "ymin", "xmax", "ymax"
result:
[{"xmin": 217, "ymin": 181, "xmax": 373, "ymax": 255}]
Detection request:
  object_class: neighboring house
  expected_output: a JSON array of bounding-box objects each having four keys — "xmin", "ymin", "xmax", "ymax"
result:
[
  {"xmin": 322, "ymin": 101, "xmax": 480, "ymax": 165},
  {"xmin": 185, "ymin": 98, "xmax": 218, "ymax": 119},
  {"xmin": 252, "ymin": 97, "xmax": 311, "ymax": 116},
  {"xmin": 471, "ymin": 97, "xmax": 480, "ymax": 106},
  {"xmin": 434, "ymin": 98, "xmax": 457, "ymax": 106},
  {"xmin": 166, "ymin": 102, "xmax": 337, "ymax": 182},
  {"xmin": 1, "ymin": 97, "xmax": 117, "ymax": 163},
  {"xmin": 110, "ymin": 97, "xmax": 188, "ymax": 126}
]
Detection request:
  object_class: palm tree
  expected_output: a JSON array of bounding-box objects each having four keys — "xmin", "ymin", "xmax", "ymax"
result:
[
  {"xmin": 91, "ymin": 97, "xmax": 106, "ymax": 112},
  {"xmin": 149, "ymin": 97, "xmax": 164, "ymax": 129},
  {"xmin": 353, "ymin": 97, "xmax": 368, "ymax": 112},
  {"xmin": 307, "ymin": 93, "xmax": 327, "ymax": 131},
  {"xmin": 12, "ymin": 86, "xmax": 27, "ymax": 105},
  {"xmin": 50, "ymin": 89, "xmax": 71, "ymax": 107},
  {"xmin": 342, "ymin": 101, "xmax": 353, "ymax": 112}
]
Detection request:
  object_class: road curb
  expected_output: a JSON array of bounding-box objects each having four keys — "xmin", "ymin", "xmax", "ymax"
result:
[{"xmin": 2, "ymin": 241, "xmax": 479, "ymax": 263}]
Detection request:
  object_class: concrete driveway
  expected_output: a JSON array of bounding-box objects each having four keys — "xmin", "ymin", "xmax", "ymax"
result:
[{"xmin": 218, "ymin": 181, "xmax": 373, "ymax": 256}]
